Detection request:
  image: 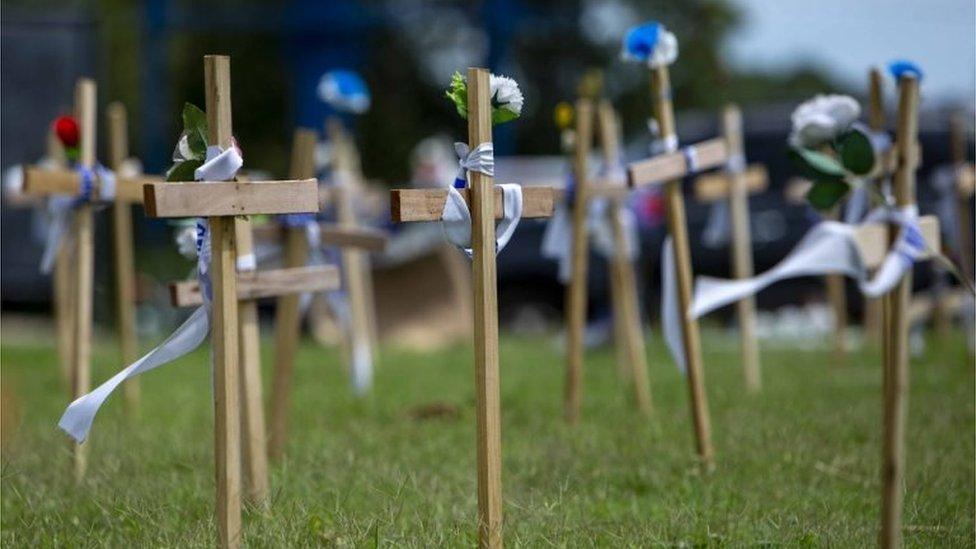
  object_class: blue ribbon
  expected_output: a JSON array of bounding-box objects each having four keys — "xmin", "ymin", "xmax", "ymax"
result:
[
  {"xmin": 623, "ymin": 22, "xmax": 662, "ymax": 62},
  {"xmin": 888, "ymin": 60, "xmax": 923, "ymax": 82}
]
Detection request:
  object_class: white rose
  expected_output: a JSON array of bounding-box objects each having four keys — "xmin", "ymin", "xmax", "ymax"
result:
[
  {"xmin": 789, "ymin": 94, "xmax": 861, "ymax": 148},
  {"xmin": 489, "ymin": 74, "xmax": 523, "ymax": 117}
]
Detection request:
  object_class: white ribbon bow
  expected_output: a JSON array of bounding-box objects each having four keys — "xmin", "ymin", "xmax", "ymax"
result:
[
  {"xmin": 662, "ymin": 205, "xmax": 927, "ymax": 372},
  {"xmin": 59, "ymin": 145, "xmax": 243, "ymax": 443},
  {"xmin": 442, "ymin": 141, "xmax": 523, "ymax": 258}
]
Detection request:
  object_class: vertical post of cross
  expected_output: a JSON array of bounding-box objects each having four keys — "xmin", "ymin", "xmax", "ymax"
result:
[
  {"xmin": 564, "ymin": 98, "xmax": 592, "ymax": 424},
  {"xmin": 48, "ymin": 127, "xmax": 73, "ymax": 386},
  {"xmin": 203, "ymin": 54, "xmax": 243, "ymax": 549},
  {"xmin": 864, "ymin": 69, "xmax": 886, "ymax": 347},
  {"xmin": 721, "ymin": 105, "xmax": 761, "ymax": 393},
  {"xmin": 467, "ymin": 67, "xmax": 504, "ymax": 549},
  {"xmin": 649, "ymin": 64, "xmax": 715, "ymax": 469},
  {"xmin": 106, "ymin": 102, "xmax": 141, "ymax": 415},
  {"xmin": 268, "ymin": 128, "xmax": 316, "ymax": 461},
  {"xmin": 880, "ymin": 74, "xmax": 919, "ymax": 549},
  {"xmin": 595, "ymin": 100, "xmax": 653, "ymax": 416},
  {"xmin": 950, "ymin": 113, "xmax": 974, "ymax": 283},
  {"xmin": 70, "ymin": 78, "xmax": 96, "ymax": 482}
]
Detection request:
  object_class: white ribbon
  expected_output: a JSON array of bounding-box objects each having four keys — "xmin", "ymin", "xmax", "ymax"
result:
[
  {"xmin": 662, "ymin": 206, "xmax": 926, "ymax": 372},
  {"xmin": 59, "ymin": 145, "xmax": 243, "ymax": 443},
  {"xmin": 442, "ymin": 141, "xmax": 523, "ymax": 258},
  {"xmin": 38, "ymin": 164, "xmax": 114, "ymax": 274}
]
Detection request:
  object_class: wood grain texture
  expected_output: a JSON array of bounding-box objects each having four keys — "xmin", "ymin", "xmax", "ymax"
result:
[
  {"xmin": 597, "ymin": 100, "xmax": 652, "ymax": 416},
  {"xmin": 204, "ymin": 55, "xmax": 242, "ymax": 549},
  {"xmin": 169, "ymin": 265, "xmax": 340, "ymax": 307},
  {"xmin": 627, "ymin": 137, "xmax": 728, "ymax": 189},
  {"xmin": 269, "ymin": 128, "xmax": 317, "ymax": 462},
  {"xmin": 467, "ymin": 67, "xmax": 503, "ymax": 549},
  {"xmin": 880, "ymin": 75, "xmax": 919, "ymax": 549},
  {"xmin": 721, "ymin": 105, "xmax": 761, "ymax": 393},
  {"xmin": 693, "ymin": 165, "xmax": 767, "ymax": 202},
  {"xmin": 70, "ymin": 78, "xmax": 96, "ymax": 482},
  {"xmin": 320, "ymin": 225, "xmax": 388, "ymax": 251},
  {"xmin": 143, "ymin": 179, "xmax": 318, "ymax": 218},
  {"xmin": 390, "ymin": 186, "xmax": 556, "ymax": 222},
  {"xmin": 107, "ymin": 101, "xmax": 141, "ymax": 414},
  {"xmin": 21, "ymin": 166, "xmax": 157, "ymax": 202},
  {"xmin": 648, "ymin": 65, "xmax": 714, "ymax": 470},
  {"xmin": 564, "ymin": 98, "xmax": 593, "ymax": 425},
  {"xmin": 233, "ymin": 217, "xmax": 268, "ymax": 506}
]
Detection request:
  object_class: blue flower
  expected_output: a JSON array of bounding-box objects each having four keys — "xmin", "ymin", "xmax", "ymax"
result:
[
  {"xmin": 318, "ymin": 70, "xmax": 371, "ymax": 114},
  {"xmin": 621, "ymin": 21, "xmax": 678, "ymax": 67},
  {"xmin": 888, "ymin": 60, "xmax": 923, "ymax": 82}
]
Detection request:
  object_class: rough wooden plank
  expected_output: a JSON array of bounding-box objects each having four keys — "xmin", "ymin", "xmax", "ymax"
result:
[
  {"xmin": 205, "ymin": 54, "xmax": 242, "ymax": 549},
  {"xmin": 143, "ymin": 179, "xmax": 318, "ymax": 218},
  {"xmin": 468, "ymin": 67, "xmax": 504, "ymax": 549},
  {"xmin": 22, "ymin": 165, "xmax": 158, "ymax": 203},
  {"xmin": 722, "ymin": 105, "xmax": 762, "ymax": 393},
  {"xmin": 320, "ymin": 224, "xmax": 388, "ymax": 252},
  {"xmin": 106, "ymin": 101, "xmax": 140, "ymax": 414},
  {"xmin": 564, "ymin": 98, "xmax": 593, "ymax": 425},
  {"xmin": 170, "ymin": 265, "xmax": 340, "ymax": 308},
  {"xmin": 854, "ymin": 215, "xmax": 939, "ymax": 270},
  {"xmin": 648, "ymin": 64, "xmax": 715, "ymax": 470},
  {"xmin": 627, "ymin": 137, "xmax": 728, "ymax": 189},
  {"xmin": 390, "ymin": 185, "xmax": 556, "ymax": 222},
  {"xmin": 693, "ymin": 164, "xmax": 768, "ymax": 202}
]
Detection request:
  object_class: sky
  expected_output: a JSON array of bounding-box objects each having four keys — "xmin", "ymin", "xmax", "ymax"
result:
[{"xmin": 726, "ymin": 0, "xmax": 975, "ymax": 103}]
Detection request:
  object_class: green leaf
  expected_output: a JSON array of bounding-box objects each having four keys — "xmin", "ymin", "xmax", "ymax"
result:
[
  {"xmin": 166, "ymin": 159, "xmax": 203, "ymax": 182},
  {"xmin": 805, "ymin": 179, "xmax": 850, "ymax": 210},
  {"xmin": 181, "ymin": 103, "xmax": 208, "ymax": 158},
  {"xmin": 836, "ymin": 127, "xmax": 875, "ymax": 175},
  {"xmin": 492, "ymin": 107, "xmax": 518, "ymax": 125},
  {"xmin": 789, "ymin": 147, "xmax": 846, "ymax": 182},
  {"xmin": 444, "ymin": 72, "xmax": 469, "ymax": 120}
]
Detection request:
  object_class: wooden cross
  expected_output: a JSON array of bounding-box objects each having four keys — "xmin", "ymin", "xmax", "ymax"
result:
[
  {"xmin": 690, "ymin": 104, "xmax": 766, "ymax": 392},
  {"xmin": 106, "ymin": 102, "xmax": 155, "ymax": 414},
  {"xmin": 141, "ymin": 55, "xmax": 319, "ymax": 549},
  {"xmin": 388, "ymin": 67, "xmax": 557, "ymax": 549},
  {"xmin": 594, "ymin": 100, "xmax": 654, "ymax": 415},
  {"xmin": 625, "ymin": 64, "xmax": 720, "ymax": 469},
  {"xmin": 266, "ymin": 127, "xmax": 389, "ymax": 462},
  {"xmin": 560, "ymin": 99, "xmax": 653, "ymax": 421}
]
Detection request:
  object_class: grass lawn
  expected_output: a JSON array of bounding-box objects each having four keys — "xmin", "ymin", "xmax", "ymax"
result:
[{"xmin": 1, "ymin": 327, "xmax": 973, "ymax": 546}]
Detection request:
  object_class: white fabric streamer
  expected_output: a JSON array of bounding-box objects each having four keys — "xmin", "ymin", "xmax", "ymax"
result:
[
  {"xmin": 59, "ymin": 145, "xmax": 244, "ymax": 443},
  {"xmin": 442, "ymin": 141, "xmax": 523, "ymax": 258},
  {"xmin": 38, "ymin": 164, "xmax": 114, "ymax": 274},
  {"xmin": 663, "ymin": 206, "xmax": 926, "ymax": 372}
]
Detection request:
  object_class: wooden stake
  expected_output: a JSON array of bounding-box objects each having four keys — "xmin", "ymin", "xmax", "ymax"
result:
[
  {"xmin": 950, "ymin": 113, "xmax": 974, "ymax": 282},
  {"xmin": 204, "ymin": 55, "xmax": 242, "ymax": 549},
  {"xmin": 596, "ymin": 100, "xmax": 653, "ymax": 415},
  {"xmin": 71, "ymin": 79, "xmax": 97, "ymax": 482},
  {"xmin": 649, "ymin": 65, "xmax": 714, "ymax": 469},
  {"xmin": 106, "ymin": 102, "xmax": 141, "ymax": 414},
  {"xmin": 468, "ymin": 67, "xmax": 504, "ymax": 549},
  {"xmin": 564, "ymin": 98, "xmax": 593, "ymax": 424},
  {"xmin": 862, "ymin": 69, "xmax": 887, "ymax": 347},
  {"xmin": 328, "ymin": 119, "xmax": 376, "ymax": 393},
  {"xmin": 48, "ymin": 129, "xmax": 73, "ymax": 386},
  {"xmin": 721, "ymin": 105, "xmax": 761, "ymax": 393},
  {"xmin": 880, "ymin": 74, "xmax": 919, "ymax": 549},
  {"xmin": 268, "ymin": 128, "xmax": 316, "ymax": 461},
  {"xmin": 234, "ymin": 216, "xmax": 268, "ymax": 505}
]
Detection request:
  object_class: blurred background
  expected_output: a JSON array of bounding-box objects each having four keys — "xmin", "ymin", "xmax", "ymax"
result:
[{"xmin": 1, "ymin": 0, "xmax": 973, "ymax": 338}]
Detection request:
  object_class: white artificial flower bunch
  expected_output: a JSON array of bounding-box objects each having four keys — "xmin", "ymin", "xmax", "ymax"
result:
[{"xmin": 789, "ymin": 94, "xmax": 861, "ymax": 148}]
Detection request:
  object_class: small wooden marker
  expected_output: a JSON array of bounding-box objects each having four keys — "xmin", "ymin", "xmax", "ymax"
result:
[
  {"xmin": 106, "ymin": 102, "xmax": 142, "ymax": 414},
  {"xmin": 267, "ymin": 128, "xmax": 389, "ymax": 461},
  {"xmin": 388, "ymin": 67, "xmax": 557, "ymax": 548},
  {"xmin": 594, "ymin": 100, "xmax": 653, "ymax": 416},
  {"xmin": 564, "ymin": 98, "xmax": 593, "ymax": 424},
  {"xmin": 143, "ymin": 55, "xmax": 319, "ymax": 548},
  {"xmin": 880, "ymin": 73, "xmax": 921, "ymax": 549},
  {"xmin": 691, "ymin": 105, "xmax": 765, "ymax": 392},
  {"xmin": 626, "ymin": 64, "xmax": 716, "ymax": 469}
]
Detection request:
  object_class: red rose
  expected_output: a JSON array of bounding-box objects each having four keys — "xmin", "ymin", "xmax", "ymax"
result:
[{"xmin": 54, "ymin": 116, "xmax": 80, "ymax": 148}]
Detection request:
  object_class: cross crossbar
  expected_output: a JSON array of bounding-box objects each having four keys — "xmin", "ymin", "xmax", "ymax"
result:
[{"xmin": 390, "ymin": 185, "xmax": 557, "ymax": 222}]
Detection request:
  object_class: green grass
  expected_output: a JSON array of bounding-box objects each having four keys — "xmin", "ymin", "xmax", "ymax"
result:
[{"xmin": 1, "ymin": 328, "xmax": 973, "ymax": 546}]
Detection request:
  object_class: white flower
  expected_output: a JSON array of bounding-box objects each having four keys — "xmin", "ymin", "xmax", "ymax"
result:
[
  {"xmin": 647, "ymin": 28, "xmax": 678, "ymax": 68},
  {"xmin": 490, "ymin": 74, "xmax": 523, "ymax": 117},
  {"xmin": 789, "ymin": 94, "xmax": 861, "ymax": 148},
  {"xmin": 175, "ymin": 224, "xmax": 198, "ymax": 259}
]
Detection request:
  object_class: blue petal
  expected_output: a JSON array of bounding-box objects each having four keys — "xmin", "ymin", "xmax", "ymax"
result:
[
  {"xmin": 888, "ymin": 60, "xmax": 923, "ymax": 82},
  {"xmin": 318, "ymin": 70, "xmax": 371, "ymax": 113},
  {"xmin": 623, "ymin": 21, "xmax": 661, "ymax": 61}
]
